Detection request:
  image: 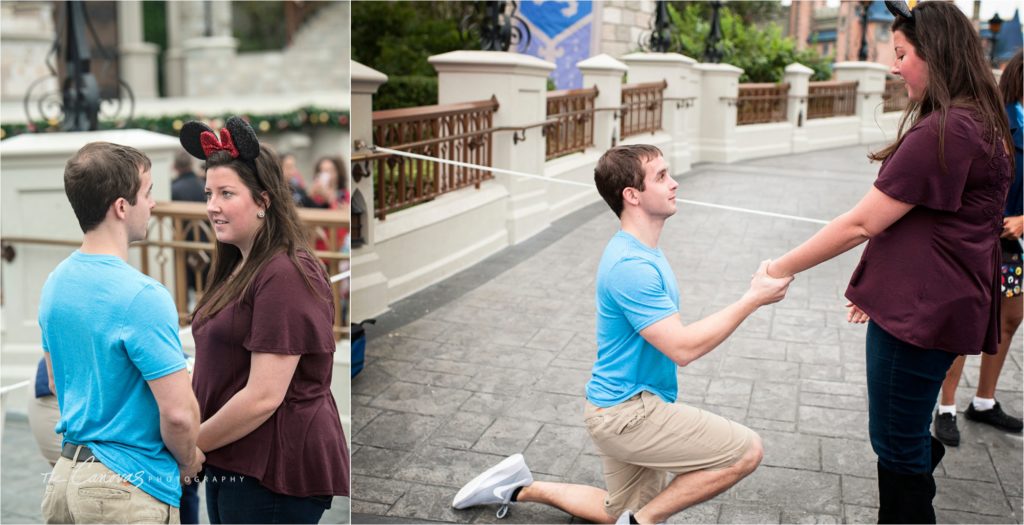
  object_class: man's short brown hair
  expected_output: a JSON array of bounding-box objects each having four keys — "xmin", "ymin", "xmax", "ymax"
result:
[
  {"xmin": 594, "ymin": 144, "xmax": 663, "ymax": 218},
  {"xmin": 64, "ymin": 142, "xmax": 151, "ymax": 233}
]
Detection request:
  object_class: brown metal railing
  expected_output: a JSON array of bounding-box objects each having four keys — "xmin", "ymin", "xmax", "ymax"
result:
[
  {"xmin": 621, "ymin": 80, "xmax": 666, "ymax": 138},
  {"xmin": 807, "ymin": 80, "xmax": 858, "ymax": 120},
  {"xmin": 370, "ymin": 97, "xmax": 498, "ymax": 219},
  {"xmin": 883, "ymin": 79, "xmax": 908, "ymax": 112},
  {"xmin": 737, "ymin": 82, "xmax": 790, "ymax": 125},
  {"xmin": 545, "ymin": 86, "xmax": 598, "ymax": 160},
  {"xmin": 1, "ymin": 202, "xmax": 349, "ymax": 341}
]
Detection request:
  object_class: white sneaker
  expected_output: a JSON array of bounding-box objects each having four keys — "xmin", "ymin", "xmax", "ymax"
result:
[
  {"xmin": 452, "ymin": 453, "xmax": 534, "ymax": 519},
  {"xmin": 616, "ymin": 510, "xmax": 633, "ymax": 524}
]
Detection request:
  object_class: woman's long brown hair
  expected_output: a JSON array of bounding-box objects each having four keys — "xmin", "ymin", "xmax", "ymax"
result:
[
  {"xmin": 192, "ymin": 144, "xmax": 331, "ymax": 322},
  {"xmin": 870, "ymin": 1, "xmax": 1012, "ymax": 170}
]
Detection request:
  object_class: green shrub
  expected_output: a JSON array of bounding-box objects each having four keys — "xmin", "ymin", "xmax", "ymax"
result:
[
  {"xmin": 667, "ymin": 3, "xmax": 833, "ymax": 83},
  {"xmin": 374, "ymin": 76, "xmax": 439, "ymax": 111}
]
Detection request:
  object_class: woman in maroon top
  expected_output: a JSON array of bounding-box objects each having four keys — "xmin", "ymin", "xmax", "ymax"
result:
[
  {"xmin": 765, "ymin": 2, "xmax": 1011, "ymax": 523},
  {"xmin": 179, "ymin": 117, "xmax": 350, "ymax": 524}
]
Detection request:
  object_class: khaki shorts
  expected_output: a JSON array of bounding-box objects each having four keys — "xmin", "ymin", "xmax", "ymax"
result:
[
  {"xmin": 584, "ymin": 391, "xmax": 757, "ymax": 517},
  {"xmin": 27, "ymin": 394, "xmax": 62, "ymax": 466},
  {"xmin": 41, "ymin": 455, "xmax": 179, "ymax": 524}
]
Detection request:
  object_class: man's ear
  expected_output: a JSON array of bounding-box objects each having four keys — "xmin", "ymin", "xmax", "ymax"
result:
[
  {"xmin": 111, "ymin": 197, "xmax": 129, "ymax": 220},
  {"xmin": 622, "ymin": 187, "xmax": 640, "ymax": 207}
]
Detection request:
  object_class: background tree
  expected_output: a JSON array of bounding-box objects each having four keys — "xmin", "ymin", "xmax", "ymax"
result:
[
  {"xmin": 666, "ymin": 2, "xmax": 832, "ymax": 83},
  {"xmin": 352, "ymin": 2, "xmax": 476, "ymax": 109}
]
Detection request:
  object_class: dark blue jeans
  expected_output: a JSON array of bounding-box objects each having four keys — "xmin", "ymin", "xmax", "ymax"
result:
[
  {"xmin": 180, "ymin": 481, "xmax": 200, "ymax": 524},
  {"xmin": 204, "ymin": 465, "xmax": 331, "ymax": 524},
  {"xmin": 866, "ymin": 321, "xmax": 957, "ymax": 474}
]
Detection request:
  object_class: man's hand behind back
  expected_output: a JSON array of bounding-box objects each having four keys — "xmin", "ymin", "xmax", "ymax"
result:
[{"xmin": 180, "ymin": 446, "xmax": 205, "ymax": 485}]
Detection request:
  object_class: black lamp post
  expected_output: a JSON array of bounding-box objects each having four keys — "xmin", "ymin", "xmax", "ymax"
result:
[
  {"xmin": 647, "ymin": 0, "xmax": 672, "ymax": 53},
  {"xmin": 703, "ymin": 1, "xmax": 724, "ymax": 63},
  {"xmin": 988, "ymin": 13, "xmax": 1003, "ymax": 67},
  {"xmin": 858, "ymin": 0, "xmax": 872, "ymax": 61},
  {"xmin": 61, "ymin": 0, "xmax": 100, "ymax": 131}
]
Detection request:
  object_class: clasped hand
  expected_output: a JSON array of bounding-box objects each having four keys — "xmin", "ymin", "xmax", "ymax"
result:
[
  {"xmin": 180, "ymin": 446, "xmax": 205, "ymax": 485},
  {"xmin": 747, "ymin": 260, "xmax": 793, "ymax": 306}
]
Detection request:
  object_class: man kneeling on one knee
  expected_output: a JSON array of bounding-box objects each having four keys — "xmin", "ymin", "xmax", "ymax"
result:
[{"xmin": 453, "ymin": 145, "xmax": 793, "ymax": 524}]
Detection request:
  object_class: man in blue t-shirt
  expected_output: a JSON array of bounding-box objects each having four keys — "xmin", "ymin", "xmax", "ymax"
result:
[
  {"xmin": 453, "ymin": 145, "xmax": 792, "ymax": 524},
  {"xmin": 39, "ymin": 142, "xmax": 205, "ymax": 523}
]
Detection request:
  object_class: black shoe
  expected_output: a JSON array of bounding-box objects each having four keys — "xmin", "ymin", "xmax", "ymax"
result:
[
  {"xmin": 964, "ymin": 401, "xmax": 1024, "ymax": 432},
  {"xmin": 933, "ymin": 412, "xmax": 960, "ymax": 447}
]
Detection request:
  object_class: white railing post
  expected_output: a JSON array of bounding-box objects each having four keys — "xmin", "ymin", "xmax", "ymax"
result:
[
  {"xmin": 785, "ymin": 63, "xmax": 814, "ymax": 153},
  {"xmin": 620, "ymin": 52, "xmax": 698, "ymax": 173},
  {"xmin": 832, "ymin": 61, "xmax": 889, "ymax": 144},
  {"xmin": 578, "ymin": 54, "xmax": 628, "ymax": 154},
  {"xmin": 349, "ymin": 61, "xmax": 389, "ymax": 323},
  {"xmin": 694, "ymin": 63, "xmax": 743, "ymax": 164},
  {"xmin": 429, "ymin": 51, "xmax": 556, "ymax": 244}
]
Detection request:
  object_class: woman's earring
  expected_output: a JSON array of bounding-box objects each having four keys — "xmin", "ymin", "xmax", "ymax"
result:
[{"xmin": 257, "ymin": 210, "xmax": 266, "ymax": 218}]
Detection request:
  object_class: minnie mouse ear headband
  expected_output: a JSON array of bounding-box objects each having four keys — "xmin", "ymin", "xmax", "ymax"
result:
[
  {"xmin": 885, "ymin": 0, "xmax": 915, "ymax": 20},
  {"xmin": 179, "ymin": 116, "xmax": 260, "ymax": 171}
]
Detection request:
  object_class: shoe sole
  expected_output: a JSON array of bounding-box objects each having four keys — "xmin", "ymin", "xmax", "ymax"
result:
[
  {"xmin": 934, "ymin": 434, "xmax": 959, "ymax": 447},
  {"xmin": 452, "ymin": 454, "xmax": 528, "ymax": 510}
]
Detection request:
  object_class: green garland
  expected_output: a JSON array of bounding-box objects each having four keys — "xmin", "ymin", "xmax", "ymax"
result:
[{"xmin": 0, "ymin": 106, "xmax": 349, "ymax": 140}]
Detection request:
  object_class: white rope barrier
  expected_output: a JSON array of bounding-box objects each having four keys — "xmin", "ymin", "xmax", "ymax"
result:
[
  {"xmin": 373, "ymin": 146, "xmax": 831, "ymax": 226},
  {"xmin": 330, "ymin": 270, "xmax": 350, "ymax": 284},
  {"xmin": 0, "ymin": 380, "xmax": 31, "ymax": 396}
]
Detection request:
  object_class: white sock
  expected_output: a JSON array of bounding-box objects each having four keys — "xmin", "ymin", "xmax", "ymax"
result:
[
  {"xmin": 973, "ymin": 397, "xmax": 996, "ymax": 411},
  {"xmin": 938, "ymin": 404, "xmax": 957, "ymax": 416}
]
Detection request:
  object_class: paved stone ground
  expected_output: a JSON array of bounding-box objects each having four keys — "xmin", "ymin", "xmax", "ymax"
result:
[
  {"xmin": 0, "ymin": 414, "xmax": 351, "ymax": 523},
  {"xmin": 351, "ymin": 144, "xmax": 1024, "ymax": 524}
]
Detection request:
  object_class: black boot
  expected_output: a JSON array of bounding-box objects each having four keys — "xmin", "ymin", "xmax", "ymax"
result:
[
  {"xmin": 877, "ymin": 463, "xmax": 900, "ymax": 524},
  {"xmin": 876, "ymin": 464, "xmax": 938, "ymax": 524},
  {"xmin": 930, "ymin": 436, "xmax": 945, "ymax": 472}
]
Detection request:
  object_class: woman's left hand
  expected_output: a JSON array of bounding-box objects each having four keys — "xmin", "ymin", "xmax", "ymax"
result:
[
  {"xmin": 846, "ymin": 302, "xmax": 870, "ymax": 324},
  {"xmin": 1002, "ymin": 216, "xmax": 1024, "ymax": 239}
]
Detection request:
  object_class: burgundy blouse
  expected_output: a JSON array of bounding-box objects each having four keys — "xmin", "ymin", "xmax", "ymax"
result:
[
  {"xmin": 846, "ymin": 107, "xmax": 1011, "ymax": 355},
  {"xmin": 192, "ymin": 251, "xmax": 350, "ymax": 497}
]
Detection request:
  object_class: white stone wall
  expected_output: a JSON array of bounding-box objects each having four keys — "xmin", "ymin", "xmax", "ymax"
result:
[{"xmin": 595, "ymin": 0, "xmax": 655, "ymax": 60}]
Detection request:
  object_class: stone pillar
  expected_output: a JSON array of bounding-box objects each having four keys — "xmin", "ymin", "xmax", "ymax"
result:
[
  {"xmin": 429, "ymin": 50, "xmax": 556, "ymax": 245},
  {"xmin": 832, "ymin": 61, "xmax": 889, "ymax": 144},
  {"xmin": 621, "ymin": 52, "xmax": 698, "ymax": 173},
  {"xmin": 694, "ymin": 63, "xmax": 743, "ymax": 164},
  {"xmin": 163, "ymin": 1, "xmax": 189, "ymax": 98},
  {"xmin": 784, "ymin": 63, "xmax": 814, "ymax": 153},
  {"xmin": 0, "ymin": 2, "xmax": 57, "ymax": 102},
  {"xmin": 349, "ymin": 61, "xmax": 388, "ymax": 322},
  {"xmin": 181, "ymin": 36, "xmax": 239, "ymax": 97},
  {"xmin": 577, "ymin": 54, "xmax": 627, "ymax": 153},
  {"xmin": 117, "ymin": 1, "xmax": 159, "ymax": 99},
  {"xmin": 0, "ymin": 129, "xmax": 179, "ymax": 415},
  {"xmin": 170, "ymin": 1, "xmax": 237, "ymax": 98}
]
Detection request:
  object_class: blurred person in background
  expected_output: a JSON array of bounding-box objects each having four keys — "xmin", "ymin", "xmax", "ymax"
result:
[
  {"xmin": 309, "ymin": 156, "xmax": 344, "ymax": 209},
  {"xmin": 281, "ymin": 152, "xmax": 316, "ymax": 208}
]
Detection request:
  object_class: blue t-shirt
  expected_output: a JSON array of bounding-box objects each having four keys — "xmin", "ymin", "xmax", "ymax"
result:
[
  {"xmin": 1005, "ymin": 102, "xmax": 1023, "ymax": 219},
  {"xmin": 587, "ymin": 230, "xmax": 680, "ymax": 407},
  {"xmin": 39, "ymin": 251, "xmax": 186, "ymax": 506}
]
